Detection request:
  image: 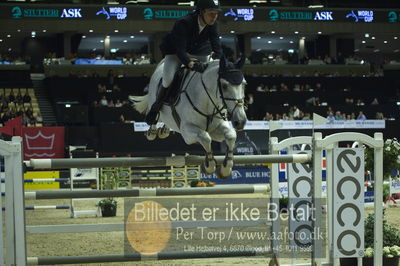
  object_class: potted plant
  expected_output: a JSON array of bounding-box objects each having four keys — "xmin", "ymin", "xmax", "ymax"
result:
[
  {"xmin": 97, "ymin": 198, "xmax": 118, "ymax": 217},
  {"xmin": 365, "ymin": 138, "xmax": 400, "ymax": 180},
  {"xmin": 365, "ymin": 138, "xmax": 400, "ymax": 202},
  {"xmin": 190, "ymin": 179, "xmax": 216, "ymax": 187},
  {"xmin": 340, "ymin": 211, "xmax": 400, "ymax": 266},
  {"xmin": 279, "ymin": 196, "xmax": 288, "ymax": 213},
  {"xmin": 98, "ymin": 167, "xmax": 120, "ymax": 217}
]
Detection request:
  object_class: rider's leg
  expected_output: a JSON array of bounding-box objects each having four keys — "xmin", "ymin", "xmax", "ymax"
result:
[{"xmin": 145, "ymin": 55, "xmax": 180, "ymax": 125}]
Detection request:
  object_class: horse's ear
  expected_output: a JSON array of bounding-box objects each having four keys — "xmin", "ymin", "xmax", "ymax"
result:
[
  {"xmin": 234, "ymin": 53, "xmax": 246, "ymax": 69},
  {"xmin": 219, "ymin": 55, "xmax": 227, "ymax": 72}
]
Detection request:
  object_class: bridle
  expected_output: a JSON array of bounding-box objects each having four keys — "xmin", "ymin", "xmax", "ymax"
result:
[
  {"xmin": 182, "ymin": 68, "xmax": 245, "ymax": 131},
  {"xmin": 217, "ymin": 69, "xmax": 245, "ymax": 119}
]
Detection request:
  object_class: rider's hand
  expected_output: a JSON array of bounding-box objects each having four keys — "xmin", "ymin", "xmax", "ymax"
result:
[
  {"xmin": 191, "ymin": 61, "xmax": 208, "ymax": 73},
  {"xmin": 188, "ymin": 61, "xmax": 196, "ymax": 69}
]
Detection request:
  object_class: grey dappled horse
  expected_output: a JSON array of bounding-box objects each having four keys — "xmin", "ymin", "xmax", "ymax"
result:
[{"xmin": 130, "ymin": 57, "xmax": 247, "ymax": 179}]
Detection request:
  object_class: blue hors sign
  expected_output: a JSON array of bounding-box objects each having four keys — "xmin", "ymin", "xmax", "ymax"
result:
[
  {"xmin": 96, "ymin": 7, "xmax": 127, "ymax": 20},
  {"xmin": 346, "ymin": 10, "xmax": 374, "ymax": 22},
  {"xmin": 224, "ymin": 8, "xmax": 254, "ymax": 21}
]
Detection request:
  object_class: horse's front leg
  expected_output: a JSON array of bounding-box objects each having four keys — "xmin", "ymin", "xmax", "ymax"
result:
[
  {"xmin": 145, "ymin": 124, "xmax": 158, "ymax": 141},
  {"xmin": 210, "ymin": 122, "xmax": 237, "ymax": 179},
  {"xmin": 180, "ymin": 124, "xmax": 216, "ymax": 175}
]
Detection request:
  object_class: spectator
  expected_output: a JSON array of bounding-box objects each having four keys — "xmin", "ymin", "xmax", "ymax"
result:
[
  {"xmin": 118, "ymin": 114, "xmax": 126, "ymax": 123},
  {"xmin": 356, "ymin": 99, "xmax": 365, "ymax": 106},
  {"xmin": 293, "ymin": 84, "xmax": 301, "ymax": 92},
  {"xmin": 302, "ymin": 112, "xmax": 311, "ymax": 120},
  {"xmin": 23, "ymin": 91, "xmax": 31, "ymax": 103},
  {"xmin": 327, "ymin": 112, "xmax": 335, "ymax": 121},
  {"xmin": 25, "ymin": 107, "xmax": 33, "ymax": 117},
  {"xmin": 97, "ymin": 83, "xmax": 107, "ymax": 93},
  {"xmin": 357, "ymin": 111, "xmax": 366, "ymax": 120},
  {"xmin": 305, "ymin": 96, "xmax": 320, "ymax": 106},
  {"xmin": 15, "ymin": 90, "xmax": 23, "ymax": 104},
  {"xmin": 0, "ymin": 92, "xmax": 8, "ymax": 105},
  {"xmin": 22, "ymin": 114, "xmax": 30, "ymax": 126},
  {"xmin": 256, "ymin": 84, "xmax": 265, "ymax": 92},
  {"xmin": 335, "ymin": 111, "xmax": 344, "ymax": 120},
  {"xmin": 35, "ymin": 113, "xmax": 43, "ymax": 124},
  {"xmin": 263, "ymin": 112, "xmax": 274, "ymax": 121},
  {"xmin": 115, "ymin": 99, "xmax": 123, "ymax": 107},
  {"xmin": 8, "ymin": 90, "xmax": 15, "ymax": 103},
  {"xmin": 107, "ymin": 100, "xmax": 115, "ymax": 108},
  {"xmin": 293, "ymin": 106, "xmax": 301, "ymax": 120},
  {"xmin": 99, "ymin": 96, "xmax": 108, "ymax": 106},
  {"xmin": 345, "ymin": 98, "xmax": 354, "ymax": 105},
  {"xmin": 375, "ymin": 112, "xmax": 385, "ymax": 120},
  {"xmin": 112, "ymin": 84, "xmax": 121, "ymax": 92}
]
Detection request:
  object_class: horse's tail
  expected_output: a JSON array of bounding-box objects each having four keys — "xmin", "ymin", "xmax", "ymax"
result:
[{"xmin": 129, "ymin": 95, "xmax": 148, "ymax": 114}]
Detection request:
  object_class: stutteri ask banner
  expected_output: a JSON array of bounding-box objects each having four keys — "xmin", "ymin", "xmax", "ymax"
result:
[{"xmin": 22, "ymin": 127, "xmax": 65, "ymax": 160}]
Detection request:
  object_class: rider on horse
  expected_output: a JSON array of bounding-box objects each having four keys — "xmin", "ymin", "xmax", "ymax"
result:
[{"xmin": 145, "ymin": 0, "xmax": 223, "ymax": 125}]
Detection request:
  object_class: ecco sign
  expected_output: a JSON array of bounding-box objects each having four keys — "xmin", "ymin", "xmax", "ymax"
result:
[{"xmin": 333, "ymin": 148, "xmax": 364, "ymax": 258}]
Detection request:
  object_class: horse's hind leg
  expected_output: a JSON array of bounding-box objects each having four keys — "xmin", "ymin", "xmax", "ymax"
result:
[
  {"xmin": 180, "ymin": 124, "xmax": 216, "ymax": 175},
  {"xmin": 210, "ymin": 122, "xmax": 237, "ymax": 180}
]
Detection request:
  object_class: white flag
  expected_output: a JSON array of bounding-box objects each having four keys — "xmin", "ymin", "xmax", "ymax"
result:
[
  {"xmin": 313, "ymin": 113, "xmax": 328, "ymax": 127},
  {"xmin": 269, "ymin": 120, "xmax": 283, "ymax": 132}
]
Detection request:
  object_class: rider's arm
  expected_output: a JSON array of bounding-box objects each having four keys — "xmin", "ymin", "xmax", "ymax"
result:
[{"xmin": 171, "ymin": 20, "xmax": 193, "ymax": 67}]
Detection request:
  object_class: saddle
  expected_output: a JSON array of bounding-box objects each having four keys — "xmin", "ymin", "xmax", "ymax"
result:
[{"xmin": 160, "ymin": 67, "xmax": 188, "ymax": 106}]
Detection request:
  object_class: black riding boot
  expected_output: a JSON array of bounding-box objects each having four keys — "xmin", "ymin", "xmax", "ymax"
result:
[{"xmin": 145, "ymin": 85, "xmax": 168, "ymax": 125}]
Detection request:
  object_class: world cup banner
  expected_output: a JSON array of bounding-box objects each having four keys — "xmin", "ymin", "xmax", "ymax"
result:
[{"xmin": 22, "ymin": 127, "xmax": 65, "ymax": 160}]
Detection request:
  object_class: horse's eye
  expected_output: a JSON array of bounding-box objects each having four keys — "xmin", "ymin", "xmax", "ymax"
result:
[{"xmin": 223, "ymin": 84, "xmax": 228, "ymax": 90}]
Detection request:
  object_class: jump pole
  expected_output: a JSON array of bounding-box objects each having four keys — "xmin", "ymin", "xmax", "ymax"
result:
[
  {"xmin": 1, "ymin": 178, "xmax": 69, "ymax": 183},
  {"xmin": 25, "ymin": 185, "xmax": 269, "ymax": 200},
  {"xmin": 27, "ymin": 154, "xmax": 311, "ymax": 169},
  {"xmin": 2, "ymin": 206, "xmax": 70, "ymax": 211},
  {"xmin": 27, "ymin": 250, "xmax": 271, "ymax": 265}
]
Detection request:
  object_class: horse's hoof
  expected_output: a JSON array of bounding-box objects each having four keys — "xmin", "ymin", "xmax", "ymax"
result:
[
  {"xmin": 157, "ymin": 126, "xmax": 170, "ymax": 139},
  {"xmin": 145, "ymin": 130, "xmax": 157, "ymax": 141},
  {"xmin": 216, "ymin": 165, "xmax": 231, "ymax": 180},
  {"xmin": 201, "ymin": 159, "xmax": 216, "ymax": 175}
]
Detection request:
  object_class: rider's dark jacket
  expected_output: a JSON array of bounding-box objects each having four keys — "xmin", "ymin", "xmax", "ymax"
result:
[{"xmin": 160, "ymin": 11, "xmax": 222, "ymax": 66}]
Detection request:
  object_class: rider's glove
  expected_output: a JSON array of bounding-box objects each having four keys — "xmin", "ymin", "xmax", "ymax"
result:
[{"xmin": 192, "ymin": 62, "xmax": 208, "ymax": 73}]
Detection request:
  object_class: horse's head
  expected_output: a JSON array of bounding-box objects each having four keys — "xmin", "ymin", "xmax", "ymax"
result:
[{"xmin": 219, "ymin": 56, "xmax": 247, "ymax": 131}]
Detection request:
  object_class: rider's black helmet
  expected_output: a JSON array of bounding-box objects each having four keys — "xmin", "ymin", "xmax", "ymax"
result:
[{"xmin": 196, "ymin": 0, "xmax": 222, "ymax": 11}]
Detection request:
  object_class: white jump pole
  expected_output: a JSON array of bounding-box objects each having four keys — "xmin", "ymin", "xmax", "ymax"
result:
[
  {"xmin": 270, "ymin": 136, "xmax": 313, "ymax": 265},
  {"xmin": 27, "ymin": 154, "xmax": 311, "ymax": 169},
  {"xmin": 25, "ymin": 185, "xmax": 269, "ymax": 200}
]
